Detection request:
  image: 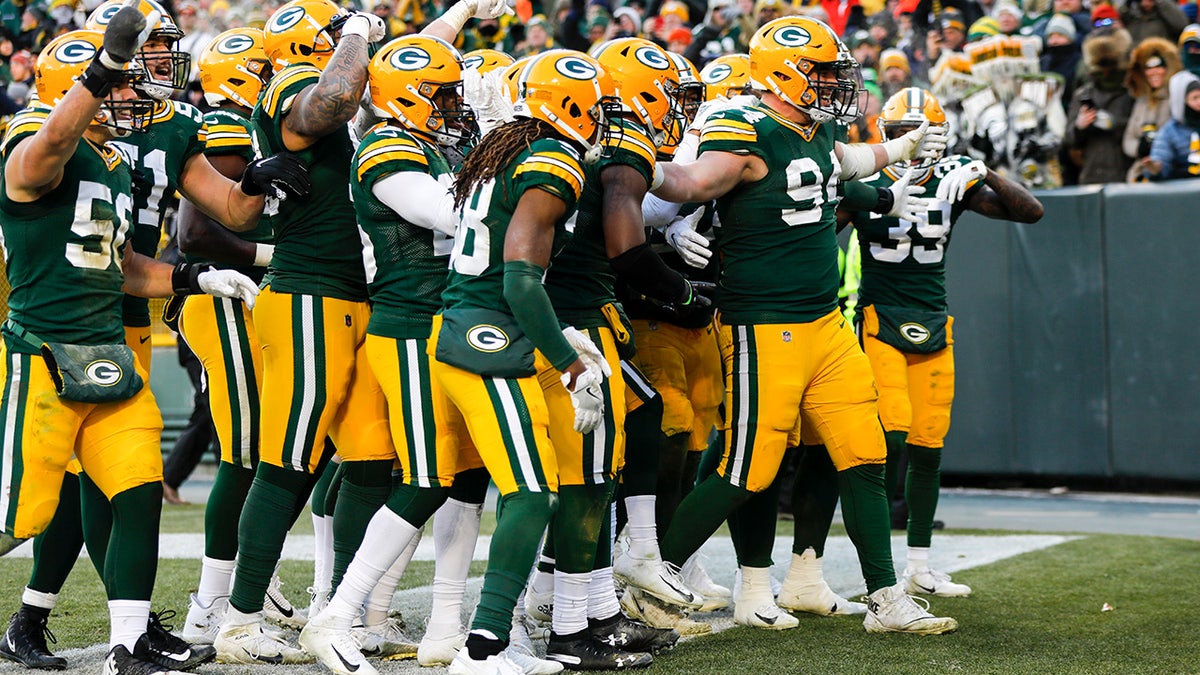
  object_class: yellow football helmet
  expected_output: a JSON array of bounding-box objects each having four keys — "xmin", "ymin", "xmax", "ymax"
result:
[
  {"xmin": 500, "ymin": 54, "xmax": 535, "ymax": 103},
  {"xmin": 86, "ymin": 0, "xmax": 188, "ymax": 98},
  {"xmin": 749, "ymin": 16, "xmax": 864, "ymax": 124},
  {"xmin": 878, "ymin": 87, "xmax": 947, "ymax": 165},
  {"xmin": 511, "ymin": 50, "xmax": 618, "ymax": 163},
  {"xmin": 592, "ymin": 38, "xmax": 683, "ymax": 148},
  {"xmin": 369, "ymin": 35, "xmax": 477, "ymax": 149},
  {"xmin": 36, "ymin": 30, "xmax": 154, "ymax": 135},
  {"xmin": 263, "ymin": 0, "xmax": 341, "ymax": 70},
  {"xmin": 700, "ymin": 53, "xmax": 752, "ymax": 100},
  {"xmin": 666, "ymin": 51, "xmax": 705, "ymax": 117},
  {"xmin": 463, "ymin": 48, "xmax": 515, "ymax": 74},
  {"xmin": 199, "ymin": 28, "xmax": 273, "ymax": 109}
]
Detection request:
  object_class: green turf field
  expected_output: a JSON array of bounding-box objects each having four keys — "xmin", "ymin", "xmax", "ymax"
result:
[{"xmin": 1, "ymin": 525, "xmax": 1196, "ymax": 674}]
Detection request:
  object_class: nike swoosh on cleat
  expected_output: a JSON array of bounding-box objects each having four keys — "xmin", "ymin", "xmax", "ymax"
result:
[
  {"xmin": 754, "ymin": 613, "xmax": 777, "ymax": 625},
  {"xmin": 267, "ymin": 596, "xmax": 294, "ymax": 618},
  {"xmin": 244, "ymin": 648, "xmax": 282, "ymax": 665},
  {"xmin": 331, "ymin": 646, "xmax": 360, "ymax": 672},
  {"xmin": 916, "ymin": 583, "xmax": 937, "ymax": 594},
  {"xmin": 658, "ymin": 575, "xmax": 695, "ymax": 603}
]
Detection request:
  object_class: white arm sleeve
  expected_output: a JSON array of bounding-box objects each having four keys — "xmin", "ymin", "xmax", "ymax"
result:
[
  {"xmin": 372, "ymin": 171, "xmax": 458, "ymax": 237},
  {"xmin": 642, "ymin": 192, "xmax": 683, "ymax": 230},
  {"xmin": 838, "ymin": 142, "xmax": 879, "ymax": 180}
]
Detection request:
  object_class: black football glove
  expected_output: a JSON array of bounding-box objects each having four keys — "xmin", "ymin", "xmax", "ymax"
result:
[
  {"xmin": 101, "ymin": 0, "xmax": 154, "ymax": 66},
  {"xmin": 240, "ymin": 152, "xmax": 311, "ymax": 199},
  {"xmin": 681, "ymin": 280, "xmax": 716, "ymax": 309}
]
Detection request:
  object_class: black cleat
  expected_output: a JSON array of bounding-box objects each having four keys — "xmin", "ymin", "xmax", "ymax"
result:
[
  {"xmin": 103, "ymin": 644, "xmax": 187, "ymax": 675},
  {"xmin": 589, "ymin": 613, "xmax": 679, "ymax": 653},
  {"xmin": 0, "ymin": 606, "xmax": 67, "ymax": 670},
  {"xmin": 138, "ymin": 611, "xmax": 215, "ymax": 671},
  {"xmin": 546, "ymin": 631, "xmax": 652, "ymax": 671}
]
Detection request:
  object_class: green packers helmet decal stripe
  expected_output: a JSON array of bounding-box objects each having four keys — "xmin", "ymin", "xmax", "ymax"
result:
[{"xmin": 0, "ymin": 352, "xmax": 30, "ymax": 533}]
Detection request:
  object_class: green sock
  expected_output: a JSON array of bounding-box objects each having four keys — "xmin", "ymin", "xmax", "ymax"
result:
[
  {"xmin": 310, "ymin": 458, "xmax": 340, "ymax": 517},
  {"xmin": 791, "ymin": 444, "xmax": 840, "ymax": 557},
  {"xmin": 621, "ymin": 397, "xmax": 662, "ymax": 497},
  {"xmin": 727, "ymin": 472, "xmax": 781, "ymax": 569},
  {"xmin": 593, "ymin": 496, "xmax": 613, "ymax": 569},
  {"xmin": 681, "ymin": 451, "xmax": 700, "ymax": 498},
  {"xmin": 80, "ymin": 472, "xmax": 112, "ymax": 578},
  {"xmin": 386, "ymin": 482, "xmax": 449, "ymax": 529},
  {"xmin": 105, "ymin": 482, "xmax": 161, "ymax": 600},
  {"xmin": 660, "ymin": 475, "xmax": 749, "ymax": 567},
  {"xmin": 472, "ymin": 490, "xmax": 556, "ymax": 638},
  {"xmin": 29, "ymin": 473, "xmax": 83, "ymax": 594},
  {"xmin": 696, "ymin": 430, "xmax": 724, "ymax": 483},
  {"xmin": 905, "ymin": 444, "xmax": 942, "ymax": 549},
  {"xmin": 331, "ymin": 459, "xmax": 393, "ymax": 591},
  {"xmin": 206, "ymin": 462, "xmax": 256, "ymax": 560},
  {"xmin": 883, "ymin": 430, "xmax": 907, "ymax": 523},
  {"xmin": 321, "ymin": 460, "xmax": 347, "ymax": 518},
  {"xmin": 552, "ymin": 483, "xmax": 613, "ymax": 573},
  {"xmin": 654, "ymin": 432, "xmax": 691, "ymax": 538},
  {"xmin": 837, "ymin": 464, "xmax": 895, "ymax": 594},
  {"xmin": 231, "ymin": 464, "xmax": 313, "ymax": 613}
]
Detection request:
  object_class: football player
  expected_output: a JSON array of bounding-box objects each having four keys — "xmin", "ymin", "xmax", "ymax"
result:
[
  {"xmin": 698, "ymin": 53, "xmax": 755, "ymax": 100},
  {"xmin": 298, "ymin": 34, "xmax": 485, "ymax": 675},
  {"xmin": 431, "ymin": 49, "xmax": 615, "ymax": 675},
  {"xmin": 842, "ymin": 87, "xmax": 1042, "ymax": 598},
  {"xmin": 652, "ymin": 17, "xmax": 960, "ymax": 634},
  {"xmin": 0, "ymin": 10, "xmax": 292, "ymax": 674}
]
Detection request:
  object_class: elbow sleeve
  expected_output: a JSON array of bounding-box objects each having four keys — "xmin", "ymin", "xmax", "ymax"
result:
[{"xmin": 502, "ymin": 260, "xmax": 577, "ymax": 372}]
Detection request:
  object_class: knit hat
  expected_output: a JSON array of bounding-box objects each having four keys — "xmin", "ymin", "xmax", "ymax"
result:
[
  {"xmin": 879, "ymin": 48, "xmax": 910, "ymax": 74},
  {"xmin": 992, "ymin": 0, "xmax": 1023, "ymax": 20},
  {"xmin": 968, "ymin": 16, "xmax": 1001, "ymax": 41},
  {"xmin": 1091, "ymin": 3, "xmax": 1120, "ymax": 27},
  {"xmin": 1044, "ymin": 12, "xmax": 1077, "ymax": 41},
  {"xmin": 613, "ymin": 6, "xmax": 640, "ymax": 27},
  {"xmin": 659, "ymin": 0, "xmax": 688, "ymax": 21}
]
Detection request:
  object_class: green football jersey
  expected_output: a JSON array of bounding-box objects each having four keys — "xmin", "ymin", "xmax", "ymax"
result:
[
  {"xmin": 0, "ymin": 106, "xmax": 134, "ymax": 354},
  {"xmin": 352, "ymin": 123, "xmax": 453, "ymax": 339},
  {"xmin": 111, "ymin": 99, "xmax": 207, "ymax": 326},
  {"xmin": 184, "ymin": 107, "xmax": 274, "ymax": 282},
  {"xmin": 545, "ymin": 117, "xmax": 656, "ymax": 328},
  {"xmin": 442, "ymin": 137, "xmax": 585, "ymax": 314},
  {"xmin": 698, "ymin": 104, "xmax": 842, "ymax": 324},
  {"xmin": 253, "ymin": 64, "xmax": 366, "ymax": 301},
  {"xmin": 853, "ymin": 156, "xmax": 983, "ymax": 314}
]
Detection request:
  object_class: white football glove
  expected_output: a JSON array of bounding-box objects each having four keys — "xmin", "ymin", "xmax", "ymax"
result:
[
  {"xmin": 664, "ymin": 207, "xmax": 712, "ymax": 268},
  {"xmin": 890, "ymin": 121, "xmax": 950, "ymax": 163},
  {"xmin": 562, "ymin": 327, "xmax": 612, "ymax": 378},
  {"xmin": 561, "ymin": 366, "xmax": 605, "ymax": 434},
  {"xmin": 885, "ymin": 167, "xmax": 931, "ymax": 223},
  {"xmin": 465, "ymin": 0, "xmax": 514, "ymax": 19},
  {"xmin": 342, "ymin": 12, "xmax": 387, "ymax": 42},
  {"xmin": 197, "ymin": 269, "xmax": 260, "ymax": 309},
  {"xmin": 935, "ymin": 160, "xmax": 988, "ymax": 203},
  {"xmin": 463, "ymin": 67, "xmax": 515, "ymax": 135}
]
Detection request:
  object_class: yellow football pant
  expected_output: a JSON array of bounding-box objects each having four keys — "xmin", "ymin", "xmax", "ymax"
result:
[
  {"xmin": 632, "ymin": 320, "xmax": 722, "ymax": 451},
  {"xmin": 366, "ymin": 333, "xmax": 482, "ymax": 488},
  {"xmin": 179, "ymin": 295, "xmax": 263, "ymax": 468},
  {"xmin": 0, "ymin": 344, "xmax": 162, "ymax": 539},
  {"xmin": 124, "ymin": 324, "xmax": 152, "ymax": 373},
  {"xmin": 861, "ymin": 327, "xmax": 956, "ymax": 449},
  {"xmin": 254, "ymin": 286, "xmax": 395, "ymax": 473},
  {"xmin": 717, "ymin": 309, "xmax": 886, "ymax": 492},
  {"xmin": 428, "ymin": 315, "xmax": 557, "ymax": 495}
]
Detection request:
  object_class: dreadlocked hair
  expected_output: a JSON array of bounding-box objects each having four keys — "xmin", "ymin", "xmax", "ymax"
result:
[{"xmin": 453, "ymin": 117, "xmax": 558, "ymax": 210}]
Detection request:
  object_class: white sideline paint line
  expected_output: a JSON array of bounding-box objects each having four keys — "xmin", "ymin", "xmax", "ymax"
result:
[
  {"xmin": 1147, "ymin": 511, "xmax": 1200, "ymax": 519},
  {"xmin": 984, "ymin": 510, "xmax": 1099, "ymax": 518},
  {"xmin": 4, "ymin": 534, "xmax": 1077, "ymax": 675}
]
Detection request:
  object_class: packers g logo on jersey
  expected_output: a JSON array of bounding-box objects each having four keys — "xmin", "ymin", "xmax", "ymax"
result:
[
  {"xmin": 390, "ymin": 46, "xmax": 432, "ymax": 71},
  {"xmin": 555, "ymin": 55, "xmax": 598, "ymax": 80},
  {"xmin": 268, "ymin": 5, "xmax": 307, "ymax": 31},
  {"xmin": 216, "ymin": 33, "xmax": 256, "ymax": 54},
  {"xmin": 634, "ymin": 46, "xmax": 671, "ymax": 70},
  {"xmin": 56, "ymin": 39, "xmax": 98, "ymax": 64},
  {"xmin": 702, "ymin": 63, "xmax": 731, "ymax": 84},
  {"xmin": 467, "ymin": 325, "xmax": 510, "ymax": 352},
  {"xmin": 900, "ymin": 322, "xmax": 931, "ymax": 345},
  {"xmin": 85, "ymin": 360, "xmax": 123, "ymax": 386},
  {"xmin": 773, "ymin": 25, "xmax": 812, "ymax": 48}
]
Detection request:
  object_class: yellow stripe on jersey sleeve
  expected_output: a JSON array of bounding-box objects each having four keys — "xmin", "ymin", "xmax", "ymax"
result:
[
  {"xmin": 515, "ymin": 163, "xmax": 584, "ymax": 200},
  {"xmin": 356, "ymin": 149, "xmax": 428, "ymax": 182},
  {"xmin": 609, "ymin": 126, "xmax": 656, "ymax": 166},
  {"xmin": 261, "ymin": 66, "xmax": 321, "ymax": 116},
  {"xmin": 1, "ymin": 109, "xmax": 48, "ymax": 154}
]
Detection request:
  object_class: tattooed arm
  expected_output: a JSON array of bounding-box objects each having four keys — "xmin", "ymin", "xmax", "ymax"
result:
[
  {"xmin": 280, "ymin": 34, "xmax": 369, "ymax": 152},
  {"xmin": 966, "ymin": 169, "xmax": 1044, "ymax": 224}
]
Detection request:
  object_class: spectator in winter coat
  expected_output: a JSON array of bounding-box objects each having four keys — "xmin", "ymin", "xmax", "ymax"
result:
[
  {"xmin": 1123, "ymin": 36, "xmax": 1181, "ymax": 177},
  {"xmin": 1121, "ymin": 0, "xmax": 1189, "ymax": 45},
  {"xmin": 1066, "ymin": 28, "xmax": 1136, "ymax": 182},
  {"xmin": 1142, "ymin": 70, "xmax": 1200, "ymax": 178},
  {"xmin": 1042, "ymin": 13, "xmax": 1083, "ymax": 106}
]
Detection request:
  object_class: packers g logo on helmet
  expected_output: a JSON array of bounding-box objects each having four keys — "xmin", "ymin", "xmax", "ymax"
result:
[
  {"xmin": 464, "ymin": 54, "xmax": 484, "ymax": 69},
  {"xmin": 269, "ymin": 5, "xmax": 308, "ymax": 31},
  {"xmin": 702, "ymin": 63, "xmax": 731, "ymax": 84},
  {"xmin": 634, "ymin": 45, "xmax": 670, "ymax": 70},
  {"xmin": 216, "ymin": 33, "xmax": 256, "ymax": 55},
  {"xmin": 467, "ymin": 325, "xmax": 509, "ymax": 352},
  {"xmin": 55, "ymin": 39, "xmax": 97, "ymax": 64},
  {"xmin": 390, "ymin": 46, "xmax": 432, "ymax": 71},
  {"xmin": 773, "ymin": 25, "xmax": 812, "ymax": 48},
  {"xmin": 555, "ymin": 55, "xmax": 598, "ymax": 80}
]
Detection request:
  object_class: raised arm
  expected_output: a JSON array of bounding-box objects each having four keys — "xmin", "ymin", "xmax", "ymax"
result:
[
  {"xmin": 652, "ymin": 150, "xmax": 765, "ymax": 205},
  {"xmin": 965, "ymin": 169, "xmax": 1044, "ymax": 223}
]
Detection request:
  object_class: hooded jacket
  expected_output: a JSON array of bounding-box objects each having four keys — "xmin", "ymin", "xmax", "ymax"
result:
[
  {"xmin": 1065, "ymin": 30, "xmax": 1135, "ymax": 183},
  {"xmin": 1147, "ymin": 70, "xmax": 1200, "ymax": 179},
  {"xmin": 1123, "ymin": 37, "xmax": 1183, "ymax": 160}
]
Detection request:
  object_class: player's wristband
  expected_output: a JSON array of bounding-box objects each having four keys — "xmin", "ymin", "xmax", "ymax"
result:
[
  {"xmin": 172, "ymin": 262, "xmax": 215, "ymax": 296},
  {"xmin": 253, "ymin": 243, "xmax": 275, "ymax": 268},
  {"xmin": 874, "ymin": 187, "xmax": 895, "ymax": 215},
  {"xmin": 80, "ymin": 57, "xmax": 122, "ymax": 98},
  {"xmin": 437, "ymin": 1, "xmax": 473, "ymax": 32}
]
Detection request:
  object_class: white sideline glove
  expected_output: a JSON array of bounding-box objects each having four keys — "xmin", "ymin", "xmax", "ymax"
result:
[
  {"xmin": 562, "ymin": 327, "xmax": 612, "ymax": 379},
  {"xmin": 561, "ymin": 366, "xmax": 606, "ymax": 434},
  {"xmin": 885, "ymin": 168, "xmax": 931, "ymax": 223},
  {"xmin": 936, "ymin": 160, "xmax": 988, "ymax": 203},
  {"xmin": 463, "ymin": 67, "xmax": 515, "ymax": 134},
  {"xmin": 342, "ymin": 12, "xmax": 387, "ymax": 42},
  {"xmin": 889, "ymin": 121, "xmax": 950, "ymax": 163},
  {"xmin": 466, "ymin": 0, "xmax": 514, "ymax": 19},
  {"xmin": 664, "ymin": 207, "xmax": 712, "ymax": 268},
  {"xmin": 197, "ymin": 269, "xmax": 260, "ymax": 309}
]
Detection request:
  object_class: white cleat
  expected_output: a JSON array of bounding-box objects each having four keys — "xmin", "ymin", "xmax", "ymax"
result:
[
  {"xmin": 305, "ymin": 586, "xmax": 331, "ymax": 620},
  {"xmin": 776, "ymin": 550, "xmax": 866, "ymax": 616},
  {"xmin": 903, "ymin": 567, "xmax": 973, "ymax": 598},
  {"xmin": 215, "ymin": 619, "xmax": 314, "ymax": 664},
  {"xmin": 182, "ymin": 594, "xmax": 228, "ymax": 645},
  {"xmin": 352, "ymin": 617, "xmax": 418, "ymax": 660},
  {"xmin": 299, "ymin": 613, "xmax": 378, "ymax": 675},
  {"xmin": 863, "ymin": 583, "xmax": 958, "ymax": 635},
  {"xmin": 263, "ymin": 575, "xmax": 306, "ymax": 629},
  {"xmin": 681, "ymin": 557, "xmax": 731, "ymax": 612},
  {"xmin": 417, "ymin": 630, "xmax": 465, "ymax": 667},
  {"xmin": 505, "ymin": 644, "xmax": 564, "ymax": 674},
  {"xmin": 523, "ymin": 588, "xmax": 554, "ymax": 626},
  {"xmin": 447, "ymin": 650, "xmax": 523, "ymax": 675},
  {"xmin": 613, "ymin": 551, "xmax": 703, "ymax": 610},
  {"xmin": 620, "ymin": 587, "xmax": 711, "ymax": 636},
  {"xmin": 733, "ymin": 596, "xmax": 799, "ymax": 630}
]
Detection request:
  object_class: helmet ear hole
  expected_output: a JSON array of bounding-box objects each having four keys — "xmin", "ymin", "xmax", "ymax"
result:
[{"xmin": 568, "ymin": 101, "xmax": 581, "ymax": 118}]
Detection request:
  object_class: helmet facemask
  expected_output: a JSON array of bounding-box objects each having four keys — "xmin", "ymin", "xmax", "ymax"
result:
[
  {"xmin": 98, "ymin": 73, "xmax": 156, "ymax": 136},
  {"xmin": 798, "ymin": 55, "xmax": 864, "ymax": 124},
  {"xmin": 135, "ymin": 30, "xmax": 191, "ymax": 100},
  {"xmin": 422, "ymin": 79, "xmax": 480, "ymax": 151}
]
